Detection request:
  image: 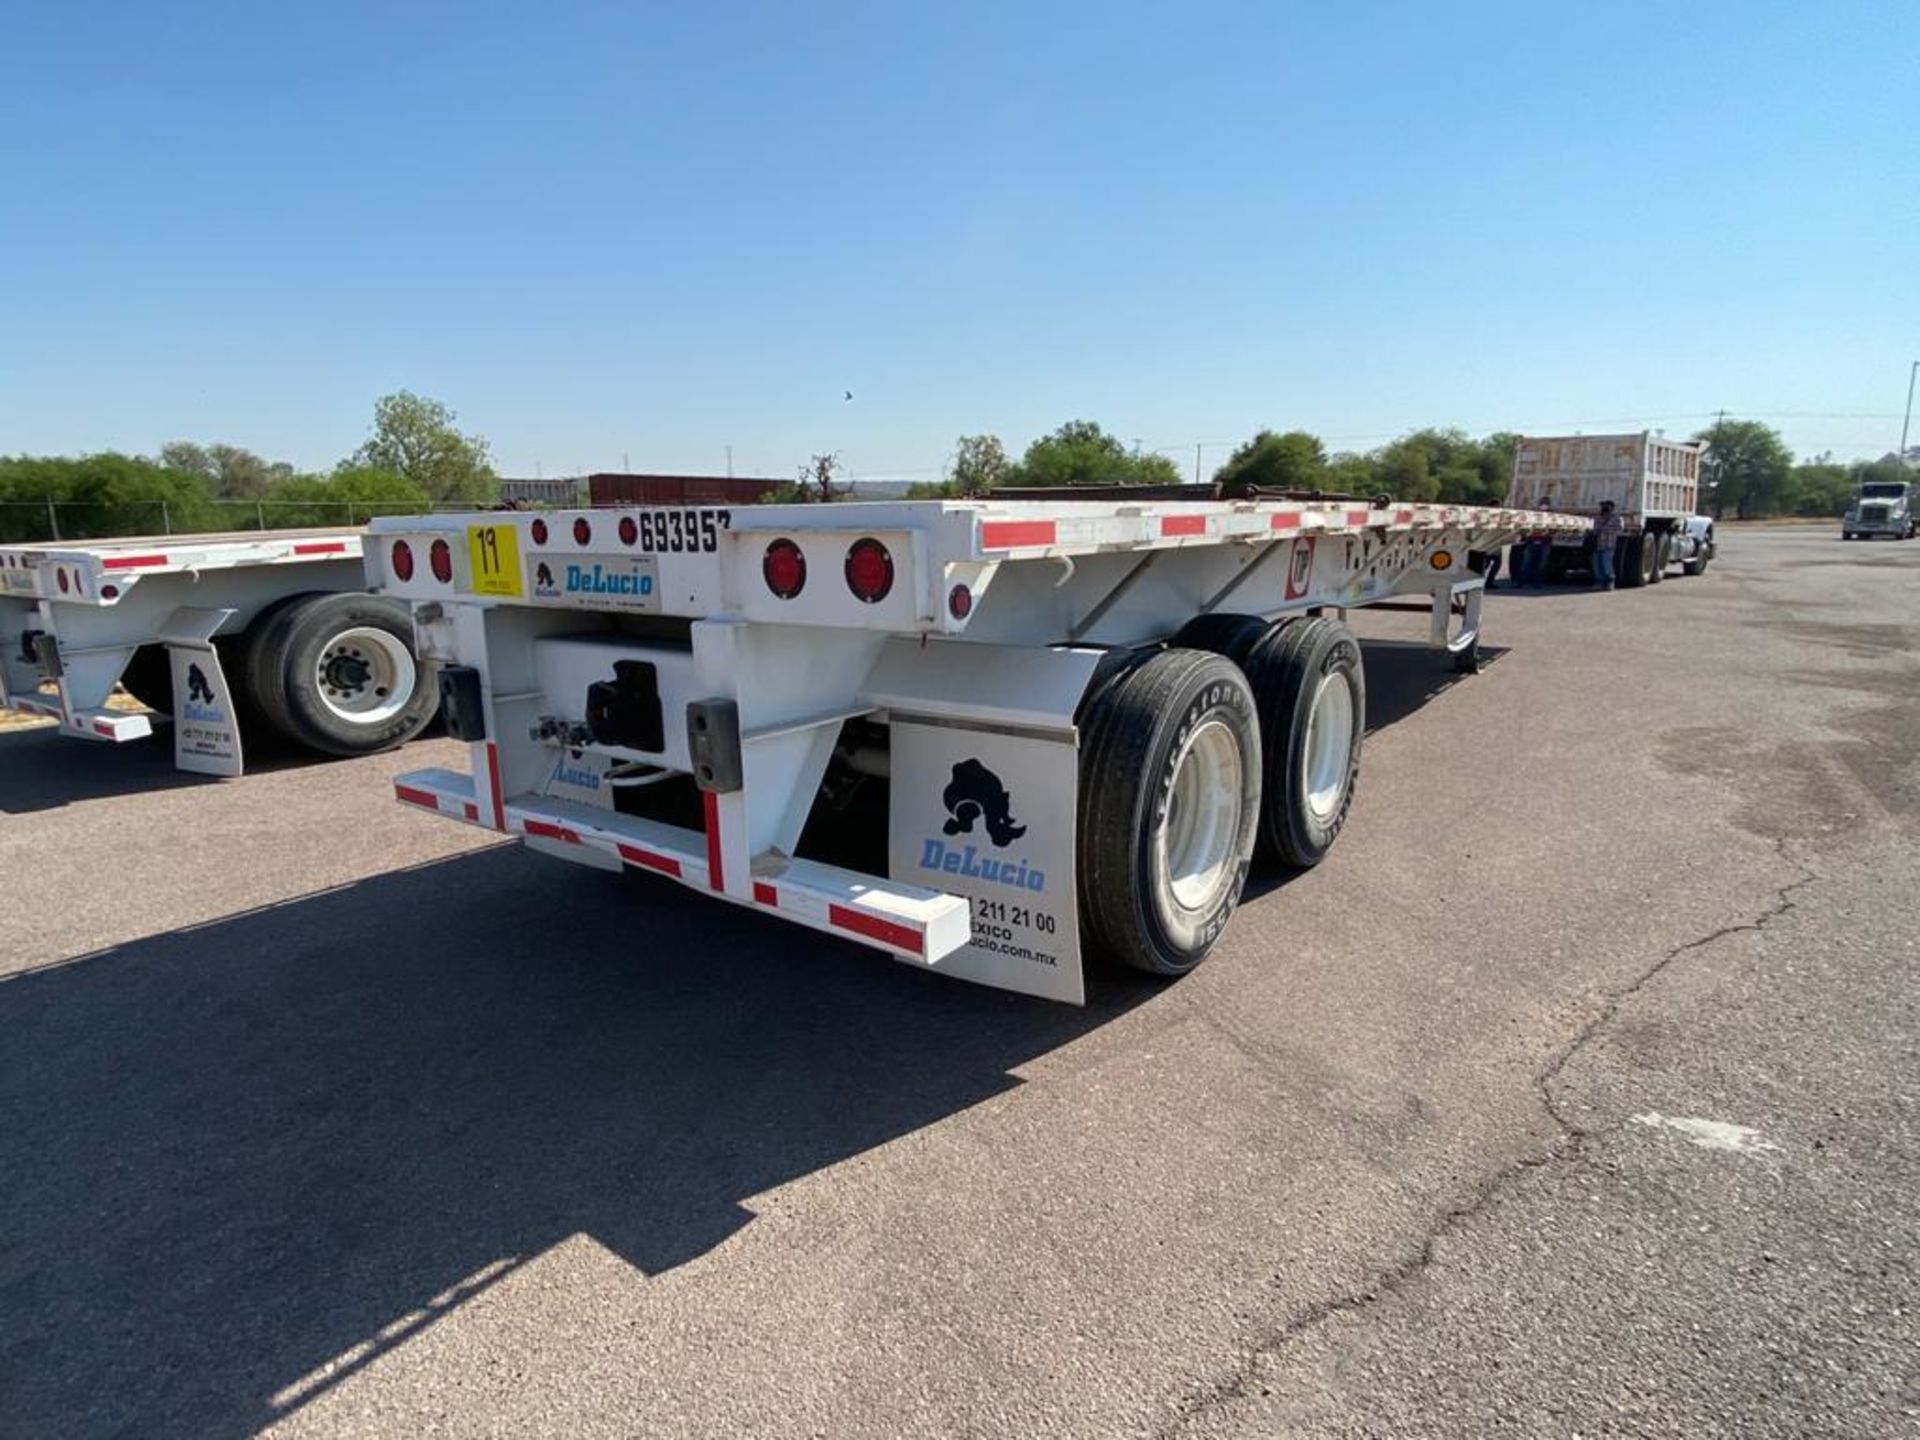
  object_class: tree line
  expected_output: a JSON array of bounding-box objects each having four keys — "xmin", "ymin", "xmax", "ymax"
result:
[
  {"xmin": 1696, "ymin": 418, "xmax": 1909, "ymax": 520},
  {"xmin": 0, "ymin": 392, "xmax": 494, "ymax": 542},
  {"xmin": 891, "ymin": 418, "xmax": 1903, "ymax": 517},
  {"xmin": 6, "ymin": 406, "xmax": 1898, "ymax": 542}
]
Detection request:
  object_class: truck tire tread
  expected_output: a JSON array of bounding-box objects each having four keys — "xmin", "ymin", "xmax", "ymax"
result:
[
  {"xmin": 1077, "ymin": 648, "xmax": 1261, "ymax": 977},
  {"xmin": 1243, "ymin": 615, "xmax": 1366, "ymax": 867}
]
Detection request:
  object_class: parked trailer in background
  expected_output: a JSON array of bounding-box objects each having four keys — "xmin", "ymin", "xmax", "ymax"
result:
[
  {"xmin": 369, "ymin": 496, "xmax": 1585, "ymax": 1002},
  {"xmin": 1507, "ymin": 432, "xmax": 1714, "ymax": 585},
  {"xmin": 0, "ymin": 530, "xmax": 438, "ymax": 775}
]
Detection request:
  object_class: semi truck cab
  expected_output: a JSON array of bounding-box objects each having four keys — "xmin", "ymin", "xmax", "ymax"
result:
[{"xmin": 1843, "ymin": 481, "xmax": 1915, "ymax": 541}]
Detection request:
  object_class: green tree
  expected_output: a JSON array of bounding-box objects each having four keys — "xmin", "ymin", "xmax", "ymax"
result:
[
  {"xmin": 1849, "ymin": 456, "xmax": 1911, "ymax": 491},
  {"xmin": 1374, "ymin": 440, "xmax": 1440, "ymax": 502},
  {"xmin": 351, "ymin": 391, "xmax": 496, "ymax": 504},
  {"xmin": 760, "ymin": 453, "xmax": 846, "ymax": 503},
  {"xmin": 262, "ymin": 467, "xmax": 429, "ymax": 527},
  {"xmin": 159, "ymin": 441, "xmax": 292, "ymax": 499},
  {"xmin": 1783, "ymin": 462, "xmax": 1853, "ymax": 518},
  {"xmin": 1475, "ymin": 432, "xmax": 1521, "ymax": 504},
  {"xmin": 0, "ymin": 453, "xmax": 221, "ymax": 541},
  {"xmin": 1324, "ymin": 452, "xmax": 1377, "ymax": 493},
  {"xmin": 1213, "ymin": 430, "xmax": 1326, "ymax": 498},
  {"xmin": 948, "ymin": 434, "xmax": 1011, "ymax": 493},
  {"xmin": 1694, "ymin": 419, "xmax": 1792, "ymax": 518},
  {"xmin": 1014, "ymin": 421, "xmax": 1181, "ymax": 488}
]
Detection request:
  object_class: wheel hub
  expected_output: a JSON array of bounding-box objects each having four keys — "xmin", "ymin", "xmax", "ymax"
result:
[
  {"xmin": 324, "ymin": 652, "xmax": 373, "ymax": 693},
  {"xmin": 1157, "ymin": 719, "xmax": 1244, "ymax": 914},
  {"xmin": 313, "ymin": 626, "xmax": 416, "ymax": 725},
  {"xmin": 1302, "ymin": 671, "xmax": 1356, "ymax": 823}
]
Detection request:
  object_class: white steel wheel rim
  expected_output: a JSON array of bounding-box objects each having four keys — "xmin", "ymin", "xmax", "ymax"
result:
[
  {"xmin": 1154, "ymin": 719, "xmax": 1244, "ymax": 923},
  {"xmin": 315, "ymin": 626, "xmax": 415, "ymax": 725},
  {"xmin": 1301, "ymin": 671, "xmax": 1355, "ymax": 823}
]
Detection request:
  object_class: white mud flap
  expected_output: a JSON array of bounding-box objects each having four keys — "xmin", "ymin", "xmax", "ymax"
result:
[
  {"xmin": 160, "ymin": 607, "xmax": 243, "ymax": 778},
  {"xmin": 889, "ymin": 720, "xmax": 1084, "ymax": 1005}
]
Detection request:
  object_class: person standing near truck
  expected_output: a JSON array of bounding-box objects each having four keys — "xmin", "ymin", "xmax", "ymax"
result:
[
  {"xmin": 1513, "ymin": 491, "xmax": 1555, "ymax": 585},
  {"xmin": 1591, "ymin": 500, "xmax": 1622, "ymax": 588}
]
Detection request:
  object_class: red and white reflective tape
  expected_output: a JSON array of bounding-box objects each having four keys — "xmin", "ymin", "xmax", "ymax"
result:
[
  {"xmin": 747, "ymin": 878, "xmax": 926, "ymax": 956},
  {"xmin": 394, "ymin": 782, "xmax": 482, "ymax": 825},
  {"xmin": 618, "ymin": 842, "xmax": 683, "ymax": 878}
]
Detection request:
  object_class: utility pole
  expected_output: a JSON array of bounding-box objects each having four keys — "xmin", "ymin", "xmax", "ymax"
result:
[
  {"xmin": 1708, "ymin": 410, "xmax": 1728, "ymax": 519},
  {"xmin": 726, "ymin": 445, "xmax": 734, "ymax": 478},
  {"xmin": 1901, "ymin": 361, "xmax": 1918, "ymax": 464},
  {"xmin": 1195, "ymin": 443, "xmax": 1202, "ymax": 486}
]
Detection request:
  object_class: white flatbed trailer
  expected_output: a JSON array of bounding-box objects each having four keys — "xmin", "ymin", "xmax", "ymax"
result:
[
  {"xmin": 370, "ymin": 496, "xmax": 1586, "ymax": 1002},
  {"xmin": 0, "ymin": 529, "xmax": 438, "ymax": 774}
]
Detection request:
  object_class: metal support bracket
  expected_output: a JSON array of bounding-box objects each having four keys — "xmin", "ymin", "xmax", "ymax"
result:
[
  {"xmin": 1196, "ymin": 540, "xmax": 1284, "ymax": 615},
  {"xmin": 1067, "ymin": 551, "xmax": 1158, "ymax": 641}
]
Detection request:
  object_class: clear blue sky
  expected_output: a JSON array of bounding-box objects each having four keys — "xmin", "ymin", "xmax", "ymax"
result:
[{"xmin": 3, "ymin": 1, "xmax": 1915, "ymax": 480}]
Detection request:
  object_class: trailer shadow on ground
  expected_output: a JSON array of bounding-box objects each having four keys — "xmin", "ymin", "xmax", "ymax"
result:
[
  {"xmin": 1356, "ymin": 638, "xmax": 1508, "ymax": 735},
  {"xmin": 0, "ymin": 724, "xmax": 340, "ymax": 815},
  {"xmin": 0, "ymin": 845, "xmax": 1162, "ymax": 1439},
  {"xmin": 0, "ymin": 640, "xmax": 1497, "ymax": 1438}
]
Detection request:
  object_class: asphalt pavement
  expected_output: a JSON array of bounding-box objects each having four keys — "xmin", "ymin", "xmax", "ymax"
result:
[{"xmin": 1, "ymin": 524, "xmax": 1913, "ymax": 1439}]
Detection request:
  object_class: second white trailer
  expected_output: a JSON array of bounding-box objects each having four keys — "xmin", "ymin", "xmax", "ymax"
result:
[
  {"xmin": 369, "ymin": 496, "xmax": 1586, "ymax": 1002},
  {"xmin": 0, "ymin": 529, "xmax": 438, "ymax": 774}
]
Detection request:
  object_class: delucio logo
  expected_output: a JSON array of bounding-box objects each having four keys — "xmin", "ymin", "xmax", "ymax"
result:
[
  {"xmin": 181, "ymin": 661, "xmax": 224, "ymax": 724},
  {"xmin": 920, "ymin": 758, "xmax": 1045, "ymax": 893}
]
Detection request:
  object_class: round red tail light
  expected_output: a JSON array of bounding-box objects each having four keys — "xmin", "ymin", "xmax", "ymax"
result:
[
  {"xmin": 390, "ymin": 540, "xmax": 415, "ymax": 582},
  {"xmin": 530, "ymin": 518, "xmax": 549, "ymax": 545},
  {"xmin": 844, "ymin": 538, "xmax": 893, "ymax": 604},
  {"xmin": 619, "ymin": 516, "xmax": 639, "ymax": 546},
  {"xmin": 57, "ymin": 568, "xmax": 70, "ymax": 594},
  {"xmin": 763, "ymin": 538, "xmax": 807, "ymax": 599},
  {"xmin": 429, "ymin": 537, "xmax": 453, "ymax": 583},
  {"xmin": 948, "ymin": 583, "xmax": 973, "ymax": 620},
  {"xmin": 573, "ymin": 517, "xmax": 592, "ymax": 545}
]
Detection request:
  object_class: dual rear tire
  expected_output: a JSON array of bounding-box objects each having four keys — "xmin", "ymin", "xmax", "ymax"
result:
[
  {"xmin": 120, "ymin": 593, "xmax": 437, "ymax": 758},
  {"xmin": 1076, "ymin": 615, "xmax": 1366, "ymax": 977}
]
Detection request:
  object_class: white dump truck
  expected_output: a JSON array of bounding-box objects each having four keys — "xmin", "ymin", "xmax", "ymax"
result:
[
  {"xmin": 0, "ymin": 529, "xmax": 437, "ymax": 774},
  {"xmin": 367, "ymin": 495, "xmax": 1583, "ymax": 1002},
  {"xmin": 1507, "ymin": 432, "xmax": 1713, "ymax": 586}
]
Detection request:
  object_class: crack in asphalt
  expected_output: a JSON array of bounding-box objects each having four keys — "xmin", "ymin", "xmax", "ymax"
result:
[{"xmin": 1154, "ymin": 838, "xmax": 1822, "ymax": 1438}]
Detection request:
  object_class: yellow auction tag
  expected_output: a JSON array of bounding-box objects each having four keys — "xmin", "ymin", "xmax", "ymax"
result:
[{"xmin": 466, "ymin": 523, "xmax": 523, "ymax": 598}]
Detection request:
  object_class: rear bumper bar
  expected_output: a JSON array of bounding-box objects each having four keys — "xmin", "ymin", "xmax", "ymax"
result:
[
  {"xmin": 393, "ymin": 767, "xmax": 973, "ymax": 966},
  {"xmin": 3, "ymin": 688, "xmax": 154, "ymax": 742}
]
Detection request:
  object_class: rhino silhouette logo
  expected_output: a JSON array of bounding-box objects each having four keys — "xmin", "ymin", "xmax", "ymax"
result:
[
  {"xmin": 942, "ymin": 758, "xmax": 1026, "ymax": 847},
  {"xmin": 186, "ymin": 663, "xmax": 215, "ymax": 705}
]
